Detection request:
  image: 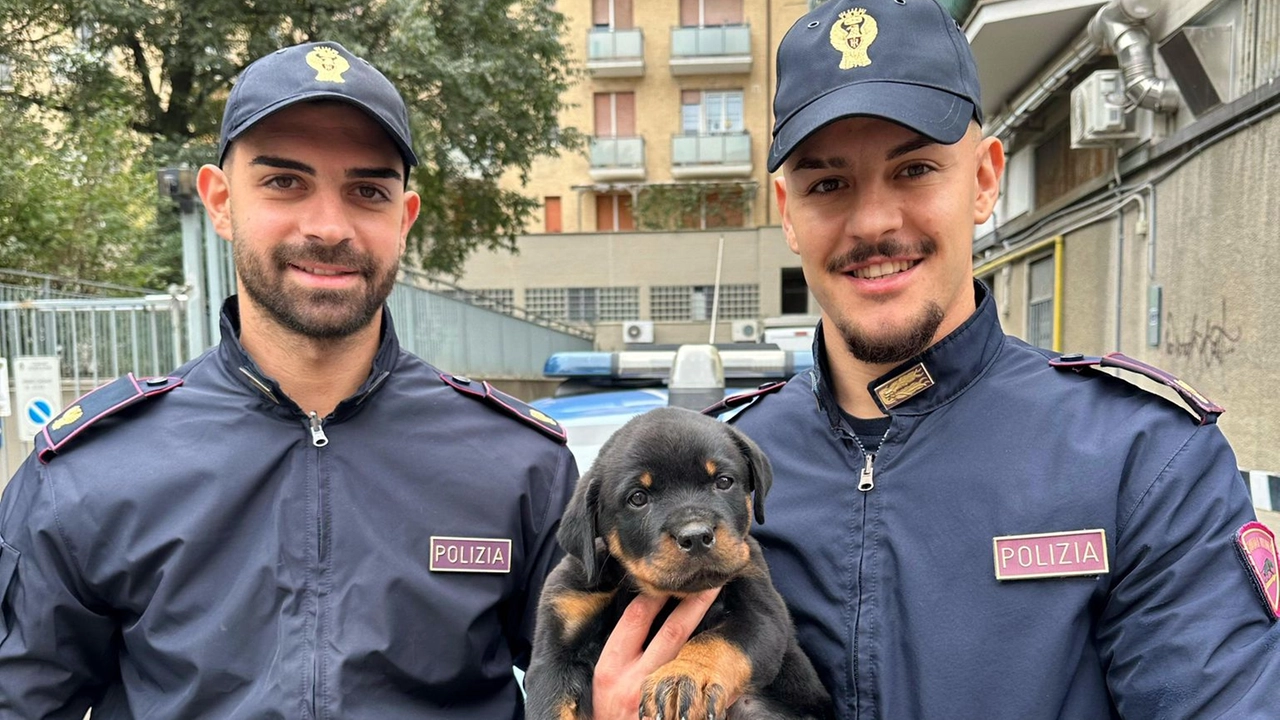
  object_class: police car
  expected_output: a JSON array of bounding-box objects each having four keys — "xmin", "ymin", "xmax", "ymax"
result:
[{"xmin": 530, "ymin": 345, "xmax": 814, "ymax": 469}]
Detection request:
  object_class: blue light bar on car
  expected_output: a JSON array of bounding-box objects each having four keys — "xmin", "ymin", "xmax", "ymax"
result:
[
  {"xmin": 542, "ymin": 352, "xmax": 614, "ymax": 377},
  {"xmin": 543, "ymin": 348, "xmax": 813, "ymax": 381}
]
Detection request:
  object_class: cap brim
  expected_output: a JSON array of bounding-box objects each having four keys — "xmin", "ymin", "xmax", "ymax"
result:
[
  {"xmin": 768, "ymin": 81, "xmax": 975, "ymax": 172},
  {"xmin": 219, "ymin": 90, "xmax": 419, "ymax": 170}
]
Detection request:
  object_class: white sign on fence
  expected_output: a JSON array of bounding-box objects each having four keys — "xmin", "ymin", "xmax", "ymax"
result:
[
  {"xmin": 0, "ymin": 358, "xmax": 10, "ymax": 417},
  {"xmin": 14, "ymin": 356, "xmax": 63, "ymax": 442}
]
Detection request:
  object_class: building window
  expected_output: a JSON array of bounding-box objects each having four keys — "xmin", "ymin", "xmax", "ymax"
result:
[
  {"xmin": 525, "ymin": 287, "xmax": 640, "ymax": 322},
  {"xmin": 597, "ymin": 287, "xmax": 640, "ymax": 321},
  {"xmin": 596, "ymin": 193, "xmax": 636, "ymax": 231},
  {"xmin": 681, "ymin": 90, "xmax": 744, "ymax": 135},
  {"xmin": 680, "ymin": 0, "xmax": 743, "ymax": 26},
  {"xmin": 444, "ymin": 288, "xmax": 514, "ymax": 312},
  {"xmin": 593, "ymin": 0, "xmax": 633, "ymax": 29},
  {"xmin": 780, "ymin": 268, "xmax": 808, "ymax": 314},
  {"xmin": 650, "ymin": 284, "xmax": 758, "ymax": 321},
  {"xmin": 1027, "ymin": 255, "xmax": 1054, "ymax": 349},
  {"xmin": 525, "ymin": 287, "xmax": 566, "ymax": 319},
  {"xmin": 594, "ymin": 92, "xmax": 636, "ymax": 137},
  {"xmin": 544, "ymin": 196, "xmax": 562, "ymax": 233}
]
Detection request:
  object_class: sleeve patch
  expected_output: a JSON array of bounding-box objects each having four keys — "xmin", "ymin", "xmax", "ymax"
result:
[
  {"xmin": 36, "ymin": 374, "xmax": 183, "ymax": 464},
  {"xmin": 440, "ymin": 374, "xmax": 567, "ymax": 443},
  {"xmin": 1048, "ymin": 352, "xmax": 1223, "ymax": 425},
  {"xmin": 1236, "ymin": 522, "xmax": 1280, "ymax": 619}
]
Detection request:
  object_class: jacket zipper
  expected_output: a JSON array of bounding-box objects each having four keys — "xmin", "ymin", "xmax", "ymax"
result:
[
  {"xmin": 306, "ymin": 411, "xmax": 329, "ymax": 717},
  {"xmin": 309, "ymin": 411, "xmax": 329, "ymax": 447},
  {"xmin": 843, "ymin": 424, "xmax": 891, "ymax": 719}
]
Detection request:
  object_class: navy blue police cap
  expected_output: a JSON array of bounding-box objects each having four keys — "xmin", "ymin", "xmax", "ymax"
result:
[
  {"xmin": 768, "ymin": 0, "xmax": 983, "ymax": 172},
  {"xmin": 218, "ymin": 41, "xmax": 419, "ymax": 171}
]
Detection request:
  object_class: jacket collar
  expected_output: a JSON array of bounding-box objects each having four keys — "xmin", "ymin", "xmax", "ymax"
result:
[
  {"xmin": 811, "ymin": 280, "xmax": 1004, "ymax": 425},
  {"xmin": 216, "ymin": 295, "xmax": 401, "ymax": 418}
]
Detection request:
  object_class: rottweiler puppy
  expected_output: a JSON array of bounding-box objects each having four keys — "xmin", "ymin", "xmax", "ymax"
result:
[{"xmin": 526, "ymin": 406, "xmax": 832, "ymax": 720}]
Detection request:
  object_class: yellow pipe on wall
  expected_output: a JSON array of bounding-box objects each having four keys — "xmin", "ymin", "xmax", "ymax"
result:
[{"xmin": 972, "ymin": 235, "xmax": 1065, "ymax": 352}]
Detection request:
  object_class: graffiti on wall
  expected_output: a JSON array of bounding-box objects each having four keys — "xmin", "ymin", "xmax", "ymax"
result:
[{"xmin": 1163, "ymin": 297, "xmax": 1242, "ymax": 370}]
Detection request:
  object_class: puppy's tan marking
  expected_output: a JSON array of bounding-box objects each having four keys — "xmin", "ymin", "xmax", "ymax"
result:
[
  {"xmin": 551, "ymin": 589, "xmax": 615, "ymax": 642},
  {"xmin": 552, "ymin": 697, "xmax": 577, "ymax": 720},
  {"xmin": 639, "ymin": 472, "xmax": 652, "ymax": 488},
  {"xmin": 642, "ymin": 635, "xmax": 754, "ymax": 719},
  {"xmin": 705, "ymin": 460, "xmax": 718, "ymax": 476}
]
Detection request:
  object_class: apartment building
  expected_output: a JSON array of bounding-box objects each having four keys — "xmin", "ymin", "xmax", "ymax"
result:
[{"xmin": 459, "ymin": 0, "xmax": 840, "ymax": 349}]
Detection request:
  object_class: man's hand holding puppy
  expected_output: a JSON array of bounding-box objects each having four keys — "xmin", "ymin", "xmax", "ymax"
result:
[{"xmin": 591, "ymin": 589, "xmax": 721, "ymax": 720}]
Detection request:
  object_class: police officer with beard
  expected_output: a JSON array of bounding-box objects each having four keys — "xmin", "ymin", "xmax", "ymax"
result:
[{"xmin": 0, "ymin": 41, "xmax": 576, "ymax": 718}]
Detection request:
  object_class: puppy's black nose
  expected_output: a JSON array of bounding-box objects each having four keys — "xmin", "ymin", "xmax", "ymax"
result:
[{"xmin": 674, "ymin": 523, "xmax": 716, "ymax": 554}]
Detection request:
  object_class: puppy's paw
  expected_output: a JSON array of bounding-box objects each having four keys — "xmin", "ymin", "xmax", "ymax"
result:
[
  {"xmin": 640, "ymin": 636, "xmax": 751, "ymax": 720},
  {"xmin": 641, "ymin": 661, "xmax": 729, "ymax": 720}
]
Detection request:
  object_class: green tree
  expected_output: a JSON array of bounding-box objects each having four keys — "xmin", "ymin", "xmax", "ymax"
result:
[
  {"xmin": 0, "ymin": 0, "xmax": 579, "ymax": 279},
  {"xmin": 0, "ymin": 100, "xmax": 171, "ymax": 288}
]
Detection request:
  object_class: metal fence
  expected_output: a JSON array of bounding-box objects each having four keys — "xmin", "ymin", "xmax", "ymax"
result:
[{"xmin": 0, "ymin": 271, "xmax": 186, "ymax": 396}]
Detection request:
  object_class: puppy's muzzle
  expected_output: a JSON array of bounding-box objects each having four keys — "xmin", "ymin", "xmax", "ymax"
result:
[{"xmin": 673, "ymin": 521, "xmax": 717, "ymax": 556}]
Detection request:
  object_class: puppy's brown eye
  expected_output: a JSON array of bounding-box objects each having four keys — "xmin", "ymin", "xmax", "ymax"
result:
[
  {"xmin": 714, "ymin": 475, "xmax": 735, "ymax": 490},
  {"xmin": 627, "ymin": 490, "xmax": 649, "ymax": 507}
]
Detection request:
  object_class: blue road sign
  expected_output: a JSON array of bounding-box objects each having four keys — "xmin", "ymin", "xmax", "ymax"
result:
[{"xmin": 25, "ymin": 398, "xmax": 53, "ymax": 427}]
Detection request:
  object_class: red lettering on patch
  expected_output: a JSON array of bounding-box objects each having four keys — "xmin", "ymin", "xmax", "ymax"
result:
[
  {"xmin": 993, "ymin": 529, "xmax": 1109, "ymax": 581},
  {"xmin": 1236, "ymin": 522, "xmax": 1280, "ymax": 618}
]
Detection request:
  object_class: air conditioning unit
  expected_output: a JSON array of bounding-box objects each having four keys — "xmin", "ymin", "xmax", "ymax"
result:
[
  {"xmin": 731, "ymin": 319, "xmax": 761, "ymax": 343},
  {"xmin": 1070, "ymin": 70, "xmax": 1138, "ymax": 148},
  {"xmin": 622, "ymin": 320, "xmax": 654, "ymax": 344}
]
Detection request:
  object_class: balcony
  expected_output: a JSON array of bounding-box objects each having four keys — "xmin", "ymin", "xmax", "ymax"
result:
[
  {"xmin": 587, "ymin": 28, "xmax": 645, "ymax": 78},
  {"xmin": 670, "ymin": 132, "xmax": 752, "ymax": 179},
  {"xmin": 669, "ymin": 25, "xmax": 751, "ymax": 75},
  {"xmin": 590, "ymin": 137, "xmax": 646, "ymax": 182}
]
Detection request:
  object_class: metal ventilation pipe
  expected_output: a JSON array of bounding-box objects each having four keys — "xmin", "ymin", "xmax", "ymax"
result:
[{"xmin": 1088, "ymin": 0, "xmax": 1181, "ymax": 112}]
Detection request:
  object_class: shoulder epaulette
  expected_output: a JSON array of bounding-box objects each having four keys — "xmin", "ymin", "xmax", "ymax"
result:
[
  {"xmin": 702, "ymin": 380, "xmax": 788, "ymax": 418},
  {"xmin": 1049, "ymin": 352, "xmax": 1223, "ymax": 426},
  {"xmin": 440, "ymin": 373, "xmax": 567, "ymax": 443},
  {"xmin": 36, "ymin": 373, "xmax": 184, "ymax": 464}
]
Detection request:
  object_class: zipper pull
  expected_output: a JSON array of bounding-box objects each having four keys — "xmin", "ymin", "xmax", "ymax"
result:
[
  {"xmin": 308, "ymin": 411, "xmax": 329, "ymax": 448},
  {"xmin": 857, "ymin": 453, "xmax": 875, "ymax": 492}
]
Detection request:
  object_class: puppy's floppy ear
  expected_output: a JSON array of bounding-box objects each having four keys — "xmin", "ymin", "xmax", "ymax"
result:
[
  {"xmin": 557, "ymin": 470, "xmax": 603, "ymax": 583},
  {"xmin": 726, "ymin": 423, "xmax": 773, "ymax": 525}
]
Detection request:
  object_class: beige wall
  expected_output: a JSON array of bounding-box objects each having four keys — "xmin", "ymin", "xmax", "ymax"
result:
[
  {"xmin": 987, "ymin": 111, "xmax": 1280, "ymax": 473},
  {"xmin": 1146, "ymin": 113, "xmax": 1280, "ymax": 472},
  {"xmin": 459, "ymin": 225, "xmax": 807, "ymax": 345}
]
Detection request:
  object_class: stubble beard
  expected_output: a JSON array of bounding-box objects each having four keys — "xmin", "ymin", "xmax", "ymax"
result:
[
  {"xmin": 834, "ymin": 302, "xmax": 945, "ymax": 365},
  {"xmin": 232, "ymin": 228, "xmax": 399, "ymax": 341},
  {"xmin": 826, "ymin": 236, "xmax": 945, "ymax": 365}
]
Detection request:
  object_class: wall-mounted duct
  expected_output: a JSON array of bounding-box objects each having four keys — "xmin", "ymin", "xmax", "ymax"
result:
[
  {"xmin": 1088, "ymin": 0, "xmax": 1181, "ymax": 113},
  {"xmin": 1158, "ymin": 25, "xmax": 1233, "ymax": 117}
]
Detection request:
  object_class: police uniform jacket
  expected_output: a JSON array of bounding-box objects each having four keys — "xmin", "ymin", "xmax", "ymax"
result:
[
  {"xmin": 0, "ymin": 297, "xmax": 577, "ymax": 719},
  {"xmin": 732, "ymin": 282, "xmax": 1279, "ymax": 719}
]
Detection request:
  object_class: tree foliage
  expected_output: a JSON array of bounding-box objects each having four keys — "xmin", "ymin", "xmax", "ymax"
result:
[
  {"xmin": 0, "ymin": 0, "xmax": 580, "ymax": 280},
  {"xmin": 633, "ymin": 183, "xmax": 755, "ymax": 231},
  {"xmin": 0, "ymin": 101, "xmax": 173, "ymax": 288}
]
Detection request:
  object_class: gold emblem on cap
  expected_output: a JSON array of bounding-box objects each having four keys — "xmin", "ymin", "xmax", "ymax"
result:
[
  {"xmin": 50, "ymin": 405, "xmax": 83, "ymax": 431},
  {"xmin": 874, "ymin": 363, "xmax": 934, "ymax": 409},
  {"xmin": 306, "ymin": 46, "xmax": 350, "ymax": 83},
  {"xmin": 830, "ymin": 8, "xmax": 878, "ymax": 69}
]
